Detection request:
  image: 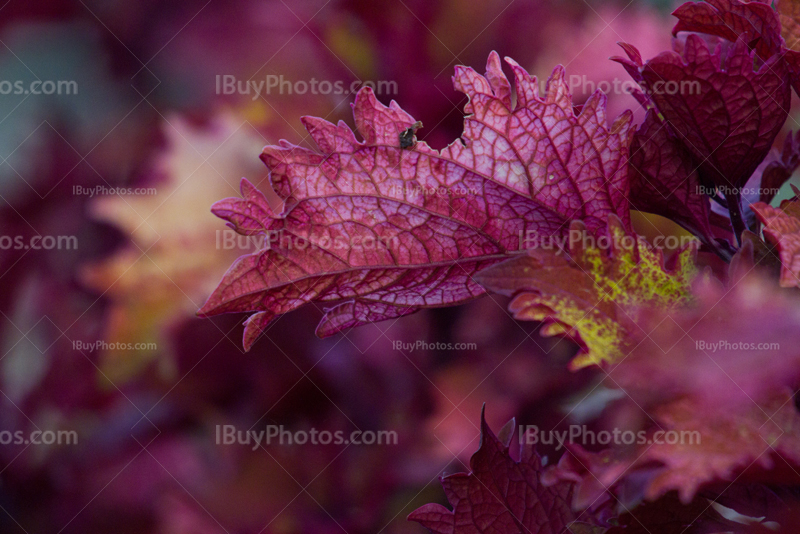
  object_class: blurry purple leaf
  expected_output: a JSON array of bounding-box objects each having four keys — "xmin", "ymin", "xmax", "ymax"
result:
[
  {"xmin": 755, "ymin": 131, "xmax": 800, "ymax": 203},
  {"xmin": 545, "ymin": 274, "xmax": 800, "ymax": 505},
  {"xmin": 606, "ymin": 493, "xmax": 747, "ymax": 534},
  {"xmin": 702, "ymin": 483, "xmax": 797, "ymax": 525}
]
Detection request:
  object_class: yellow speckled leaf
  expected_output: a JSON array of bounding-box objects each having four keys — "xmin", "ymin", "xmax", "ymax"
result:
[{"xmin": 476, "ymin": 216, "xmax": 698, "ymax": 369}]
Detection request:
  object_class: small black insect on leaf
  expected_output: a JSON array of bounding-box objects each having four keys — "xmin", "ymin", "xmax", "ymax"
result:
[{"xmin": 399, "ymin": 121, "xmax": 423, "ymax": 149}]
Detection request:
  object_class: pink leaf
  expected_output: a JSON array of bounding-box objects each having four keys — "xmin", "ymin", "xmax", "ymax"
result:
[
  {"xmin": 199, "ymin": 52, "xmax": 635, "ymax": 349},
  {"xmin": 544, "ymin": 271, "xmax": 800, "ymax": 506}
]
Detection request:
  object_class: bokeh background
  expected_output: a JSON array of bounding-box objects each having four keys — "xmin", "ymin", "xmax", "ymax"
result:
[{"xmin": 0, "ymin": 1, "xmax": 762, "ymax": 532}]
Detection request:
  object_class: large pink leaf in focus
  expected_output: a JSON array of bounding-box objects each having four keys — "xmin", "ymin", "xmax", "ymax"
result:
[
  {"xmin": 408, "ymin": 412, "xmax": 603, "ymax": 534},
  {"xmin": 199, "ymin": 52, "xmax": 635, "ymax": 349}
]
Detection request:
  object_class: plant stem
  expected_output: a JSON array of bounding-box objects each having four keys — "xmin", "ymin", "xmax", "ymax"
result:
[{"xmin": 726, "ymin": 191, "xmax": 746, "ymax": 246}]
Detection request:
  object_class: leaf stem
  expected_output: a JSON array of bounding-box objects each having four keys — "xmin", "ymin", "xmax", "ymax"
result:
[{"xmin": 726, "ymin": 191, "xmax": 746, "ymax": 246}]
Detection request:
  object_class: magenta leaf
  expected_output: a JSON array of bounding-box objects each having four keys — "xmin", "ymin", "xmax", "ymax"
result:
[
  {"xmin": 199, "ymin": 52, "xmax": 635, "ymax": 349},
  {"xmin": 408, "ymin": 411, "xmax": 603, "ymax": 534},
  {"xmin": 626, "ymin": 107, "xmax": 714, "ymax": 243}
]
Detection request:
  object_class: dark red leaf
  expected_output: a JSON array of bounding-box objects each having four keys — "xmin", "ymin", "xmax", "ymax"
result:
[
  {"xmin": 672, "ymin": 0, "xmax": 784, "ymax": 60},
  {"xmin": 623, "ymin": 36, "xmax": 791, "ymax": 193},
  {"xmin": 475, "ymin": 217, "xmax": 697, "ymax": 369},
  {"xmin": 409, "ymin": 411, "xmax": 603, "ymax": 534},
  {"xmin": 672, "ymin": 0, "xmax": 800, "ymax": 97},
  {"xmin": 627, "ymin": 107, "xmax": 714, "ymax": 243}
]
